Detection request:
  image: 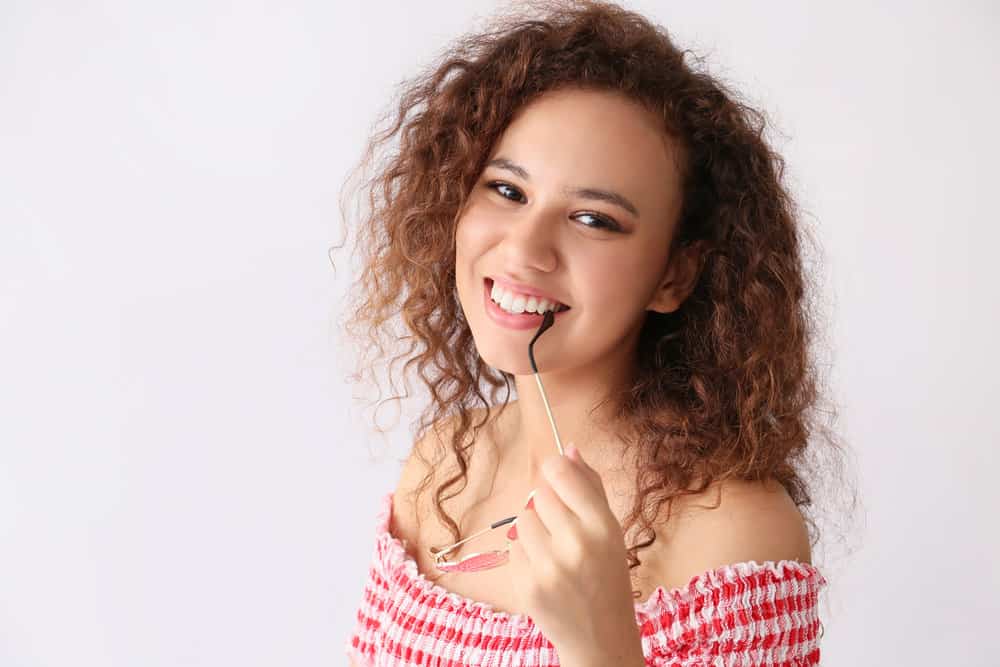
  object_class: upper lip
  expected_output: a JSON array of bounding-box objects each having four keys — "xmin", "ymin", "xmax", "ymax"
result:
[{"xmin": 487, "ymin": 276, "xmax": 570, "ymax": 307}]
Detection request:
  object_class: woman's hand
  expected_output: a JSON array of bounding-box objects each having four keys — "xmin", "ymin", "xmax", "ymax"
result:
[{"xmin": 505, "ymin": 444, "xmax": 645, "ymax": 666}]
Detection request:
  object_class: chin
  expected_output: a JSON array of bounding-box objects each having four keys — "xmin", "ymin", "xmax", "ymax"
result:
[
  {"xmin": 482, "ymin": 357, "xmax": 535, "ymax": 377},
  {"xmin": 474, "ymin": 336, "xmax": 565, "ymax": 377},
  {"xmin": 474, "ymin": 343, "xmax": 527, "ymax": 375},
  {"xmin": 460, "ymin": 283, "xmax": 569, "ymax": 375}
]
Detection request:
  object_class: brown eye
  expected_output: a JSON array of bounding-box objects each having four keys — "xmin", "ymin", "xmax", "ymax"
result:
[
  {"xmin": 484, "ymin": 180, "xmax": 622, "ymax": 232},
  {"xmin": 573, "ymin": 212, "xmax": 622, "ymax": 232},
  {"xmin": 485, "ymin": 180, "xmax": 525, "ymax": 203}
]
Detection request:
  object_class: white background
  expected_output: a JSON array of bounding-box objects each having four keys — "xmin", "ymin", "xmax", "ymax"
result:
[{"xmin": 2, "ymin": 1, "xmax": 997, "ymax": 665}]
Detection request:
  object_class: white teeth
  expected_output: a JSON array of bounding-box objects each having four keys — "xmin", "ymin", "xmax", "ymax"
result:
[{"xmin": 490, "ymin": 280, "xmax": 565, "ymax": 315}]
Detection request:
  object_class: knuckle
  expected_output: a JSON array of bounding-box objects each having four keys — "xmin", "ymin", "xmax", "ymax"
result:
[
  {"xmin": 564, "ymin": 541, "xmax": 587, "ymax": 570},
  {"xmin": 542, "ymin": 453, "xmax": 572, "ymax": 480},
  {"xmin": 535, "ymin": 559, "xmax": 557, "ymax": 586},
  {"xmin": 599, "ymin": 518, "xmax": 621, "ymax": 542},
  {"xmin": 524, "ymin": 569, "xmax": 552, "ymax": 601}
]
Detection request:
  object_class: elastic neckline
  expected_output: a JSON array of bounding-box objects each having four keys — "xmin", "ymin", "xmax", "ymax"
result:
[{"xmin": 373, "ymin": 491, "xmax": 827, "ymax": 630}]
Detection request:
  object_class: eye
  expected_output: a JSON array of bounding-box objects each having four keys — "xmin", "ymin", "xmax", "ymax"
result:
[
  {"xmin": 483, "ymin": 180, "xmax": 623, "ymax": 232},
  {"xmin": 573, "ymin": 212, "xmax": 620, "ymax": 232},
  {"xmin": 486, "ymin": 180, "xmax": 525, "ymax": 203}
]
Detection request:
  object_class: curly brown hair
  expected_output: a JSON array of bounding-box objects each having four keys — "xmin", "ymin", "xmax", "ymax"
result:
[{"xmin": 331, "ymin": 0, "xmax": 858, "ymax": 598}]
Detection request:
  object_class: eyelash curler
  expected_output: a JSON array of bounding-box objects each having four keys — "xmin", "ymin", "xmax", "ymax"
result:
[{"xmin": 429, "ymin": 309, "xmax": 564, "ymax": 572}]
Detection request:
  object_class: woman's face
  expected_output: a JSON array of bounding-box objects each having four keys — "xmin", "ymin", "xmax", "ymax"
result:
[{"xmin": 455, "ymin": 87, "xmax": 690, "ymax": 378}]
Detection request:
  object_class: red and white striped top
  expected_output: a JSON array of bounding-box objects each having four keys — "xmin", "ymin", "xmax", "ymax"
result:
[{"xmin": 345, "ymin": 492, "xmax": 827, "ymax": 667}]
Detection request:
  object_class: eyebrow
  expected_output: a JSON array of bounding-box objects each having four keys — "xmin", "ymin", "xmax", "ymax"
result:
[{"xmin": 485, "ymin": 157, "xmax": 641, "ymax": 219}]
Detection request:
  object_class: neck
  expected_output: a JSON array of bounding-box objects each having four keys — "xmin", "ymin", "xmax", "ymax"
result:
[{"xmin": 501, "ymin": 349, "xmax": 637, "ymax": 480}]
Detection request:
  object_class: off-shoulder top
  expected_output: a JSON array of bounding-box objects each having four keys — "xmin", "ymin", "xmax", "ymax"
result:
[{"xmin": 344, "ymin": 491, "xmax": 827, "ymax": 666}]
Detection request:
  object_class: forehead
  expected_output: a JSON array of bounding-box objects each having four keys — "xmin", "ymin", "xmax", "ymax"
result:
[{"xmin": 488, "ymin": 88, "xmax": 684, "ymax": 221}]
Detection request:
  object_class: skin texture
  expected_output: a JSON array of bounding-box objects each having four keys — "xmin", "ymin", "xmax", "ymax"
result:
[
  {"xmin": 337, "ymin": 1, "xmax": 853, "ymax": 623},
  {"xmin": 455, "ymin": 87, "xmax": 703, "ymax": 482},
  {"xmin": 451, "ymin": 87, "xmax": 702, "ymax": 664},
  {"xmin": 338, "ymin": 3, "xmax": 856, "ymax": 663},
  {"xmin": 507, "ymin": 444, "xmax": 646, "ymax": 665}
]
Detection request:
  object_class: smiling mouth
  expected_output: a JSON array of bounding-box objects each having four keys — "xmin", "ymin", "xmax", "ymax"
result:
[{"xmin": 485, "ymin": 278, "xmax": 571, "ymax": 314}]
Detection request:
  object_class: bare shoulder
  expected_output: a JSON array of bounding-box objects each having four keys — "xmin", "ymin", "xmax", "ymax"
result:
[
  {"xmin": 389, "ymin": 407, "xmax": 494, "ymax": 548},
  {"xmin": 646, "ymin": 477, "xmax": 813, "ymax": 592},
  {"xmin": 389, "ymin": 416, "xmax": 453, "ymax": 546}
]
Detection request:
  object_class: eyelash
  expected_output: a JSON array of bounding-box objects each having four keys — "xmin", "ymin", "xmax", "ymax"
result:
[{"xmin": 483, "ymin": 180, "xmax": 622, "ymax": 232}]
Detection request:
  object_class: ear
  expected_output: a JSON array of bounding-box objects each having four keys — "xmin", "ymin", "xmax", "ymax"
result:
[{"xmin": 646, "ymin": 239, "xmax": 706, "ymax": 314}]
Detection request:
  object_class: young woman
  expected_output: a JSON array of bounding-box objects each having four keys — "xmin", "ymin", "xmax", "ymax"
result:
[{"xmin": 336, "ymin": 2, "xmax": 849, "ymax": 665}]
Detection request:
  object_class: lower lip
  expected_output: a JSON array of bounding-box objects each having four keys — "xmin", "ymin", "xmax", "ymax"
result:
[{"xmin": 483, "ymin": 279, "xmax": 571, "ymax": 330}]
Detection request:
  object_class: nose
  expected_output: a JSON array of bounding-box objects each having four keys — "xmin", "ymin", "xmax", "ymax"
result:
[{"xmin": 499, "ymin": 206, "xmax": 560, "ymax": 273}]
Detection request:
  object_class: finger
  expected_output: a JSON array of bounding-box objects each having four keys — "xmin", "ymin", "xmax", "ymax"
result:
[
  {"xmin": 513, "ymin": 490, "xmax": 554, "ymax": 565},
  {"xmin": 505, "ymin": 530, "xmax": 530, "ymax": 581},
  {"xmin": 527, "ymin": 481, "xmax": 581, "ymax": 550},
  {"xmin": 566, "ymin": 444, "xmax": 607, "ymax": 498},
  {"xmin": 540, "ymin": 452, "xmax": 607, "ymax": 528}
]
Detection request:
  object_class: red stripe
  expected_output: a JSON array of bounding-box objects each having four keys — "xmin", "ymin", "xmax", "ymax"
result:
[{"xmin": 345, "ymin": 493, "xmax": 827, "ymax": 666}]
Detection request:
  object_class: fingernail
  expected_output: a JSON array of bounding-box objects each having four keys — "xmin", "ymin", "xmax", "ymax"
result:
[
  {"xmin": 506, "ymin": 523, "xmax": 518, "ymax": 540},
  {"xmin": 524, "ymin": 488, "xmax": 536, "ymax": 511}
]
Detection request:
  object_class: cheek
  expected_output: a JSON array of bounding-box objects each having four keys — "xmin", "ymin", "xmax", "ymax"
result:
[
  {"xmin": 456, "ymin": 207, "xmax": 498, "ymax": 248},
  {"xmin": 455, "ymin": 209, "xmax": 504, "ymax": 277},
  {"xmin": 454, "ymin": 212, "xmax": 496, "ymax": 293},
  {"xmin": 576, "ymin": 252, "xmax": 642, "ymax": 306},
  {"xmin": 573, "ymin": 249, "xmax": 664, "ymax": 328}
]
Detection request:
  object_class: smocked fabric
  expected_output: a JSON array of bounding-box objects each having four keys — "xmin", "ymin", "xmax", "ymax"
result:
[{"xmin": 345, "ymin": 492, "xmax": 827, "ymax": 666}]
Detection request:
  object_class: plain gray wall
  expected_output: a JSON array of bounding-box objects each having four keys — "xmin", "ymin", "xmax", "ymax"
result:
[{"xmin": 1, "ymin": 1, "xmax": 997, "ymax": 665}]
